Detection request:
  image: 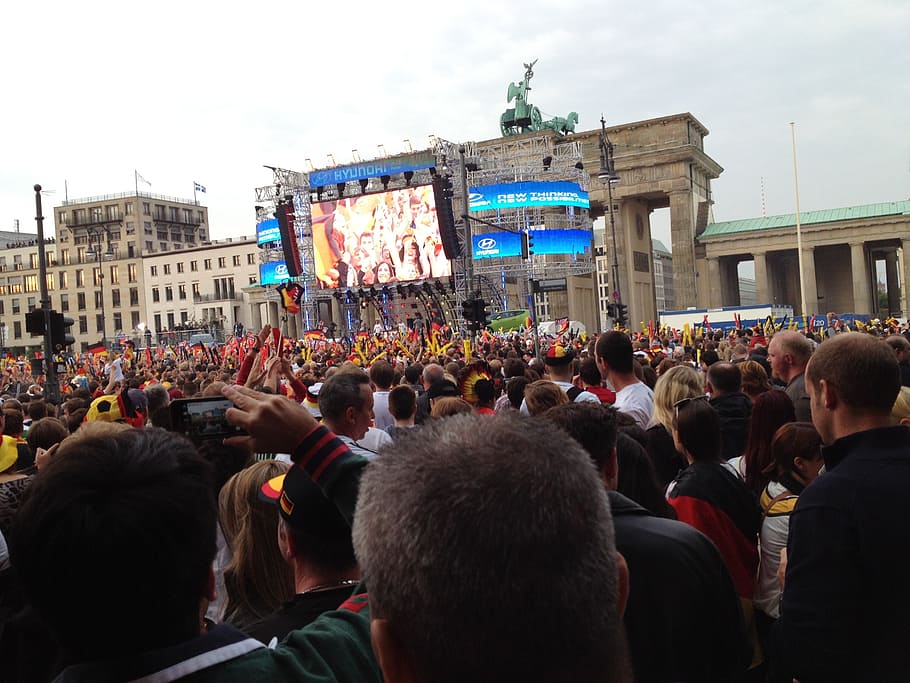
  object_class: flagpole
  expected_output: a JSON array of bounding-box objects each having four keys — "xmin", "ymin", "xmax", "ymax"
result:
[
  {"xmin": 134, "ymin": 170, "xmax": 138, "ymax": 196},
  {"xmin": 790, "ymin": 122, "xmax": 808, "ymax": 321},
  {"xmin": 193, "ymin": 182, "xmax": 197, "ymax": 206}
]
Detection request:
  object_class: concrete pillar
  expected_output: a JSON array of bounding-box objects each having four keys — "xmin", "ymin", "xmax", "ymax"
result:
[
  {"xmin": 850, "ymin": 242, "xmax": 871, "ymax": 315},
  {"xmin": 754, "ymin": 252, "xmax": 770, "ymax": 304},
  {"xmin": 801, "ymin": 246, "xmax": 818, "ymax": 317},
  {"xmin": 268, "ymin": 302, "xmax": 281, "ymax": 329},
  {"xmin": 288, "ymin": 313, "xmax": 300, "ymax": 340},
  {"xmin": 669, "ymin": 191, "xmax": 696, "ymax": 308},
  {"xmin": 885, "ymin": 250, "xmax": 901, "ymax": 316},
  {"xmin": 706, "ymin": 257, "xmax": 722, "ymax": 308},
  {"xmin": 250, "ymin": 302, "xmax": 262, "ymax": 330},
  {"xmin": 901, "ymin": 240, "xmax": 910, "ymax": 317}
]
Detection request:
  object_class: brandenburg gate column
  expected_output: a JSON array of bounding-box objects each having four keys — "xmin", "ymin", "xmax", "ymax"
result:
[
  {"xmin": 801, "ymin": 246, "xmax": 818, "ymax": 317},
  {"xmin": 850, "ymin": 242, "xmax": 872, "ymax": 315},
  {"xmin": 705, "ymin": 257, "xmax": 722, "ymax": 308},
  {"xmin": 753, "ymin": 251, "xmax": 770, "ymax": 304},
  {"xmin": 250, "ymin": 301, "xmax": 263, "ymax": 330},
  {"xmin": 669, "ymin": 191, "xmax": 697, "ymax": 308},
  {"xmin": 902, "ymin": 239, "xmax": 910, "ymax": 317}
]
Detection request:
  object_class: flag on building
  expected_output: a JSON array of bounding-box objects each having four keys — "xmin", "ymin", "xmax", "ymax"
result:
[
  {"xmin": 194, "ymin": 182, "xmax": 206, "ymax": 193},
  {"xmin": 135, "ymin": 171, "xmax": 152, "ymax": 187}
]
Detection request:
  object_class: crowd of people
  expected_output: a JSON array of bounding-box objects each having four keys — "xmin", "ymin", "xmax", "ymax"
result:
[{"xmin": 0, "ymin": 316, "xmax": 907, "ymax": 682}]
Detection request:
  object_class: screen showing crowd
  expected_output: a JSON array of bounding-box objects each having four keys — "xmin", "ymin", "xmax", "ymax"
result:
[{"xmin": 311, "ymin": 184, "xmax": 452, "ymax": 290}]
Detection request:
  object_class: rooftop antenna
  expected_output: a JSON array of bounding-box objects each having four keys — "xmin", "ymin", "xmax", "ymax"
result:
[{"xmin": 760, "ymin": 176, "xmax": 767, "ymax": 217}]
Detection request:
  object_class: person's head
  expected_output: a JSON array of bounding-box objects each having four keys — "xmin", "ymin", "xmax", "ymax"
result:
[
  {"xmin": 891, "ymin": 386, "xmax": 910, "ymax": 426},
  {"xmin": 885, "ymin": 334, "xmax": 910, "ymax": 364},
  {"xmin": 543, "ymin": 345, "xmax": 575, "ymax": 379},
  {"xmin": 403, "ymin": 363, "xmax": 423, "ymax": 386},
  {"xmin": 352, "ymin": 414, "xmax": 631, "ymax": 682},
  {"xmin": 741, "ymin": 390, "xmax": 796, "ymax": 494},
  {"xmin": 739, "ymin": 360, "xmax": 772, "ymax": 400},
  {"xmin": 731, "ymin": 343, "xmax": 750, "ymax": 362},
  {"xmin": 422, "ymin": 363, "xmax": 445, "ymax": 390},
  {"xmin": 767, "ymin": 330, "xmax": 813, "ymax": 384},
  {"xmin": 25, "ymin": 417, "xmax": 68, "ymax": 455},
  {"xmin": 595, "ymin": 331, "xmax": 634, "ymax": 376},
  {"xmin": 652, "ymin": 365, "xmax": 703, "ymax": 430},
  {"xmin": 388, "ymin": 385, "xmax": 418, "ymax": 422},
  {"xmin": 2, "ymin": 409, "xmax": 23, "ymax": 438},
  {"xmin": 506, "ymin": 376, "xmax": 530, "ymax": 410},
  {"xmin": 376, "ymin": 260, "xmax": 395, "ymax": 284},
  {"xmin": 430, "ymin": 396, "xmax": 473, "ymax": 418},
  {"xmin": 27, "ymin": 400, "xmax": 48, "ymax": 422},
  {"xmin": 806, "ymin": 332, "xmax": 900, "ymax": 444},
  {"xmin": 369, "ymin": 360, "xmax": 396, "ymax": 391},
  {"xmin": 672, "ymin": 396, "xmax": 720, "ymax": 464},
  {"xmin": 11, "ymin": 429, "xmax": 216, "ymax": 661},
  {"xmin": 705, "ymin": 362, "xmax": 742, "ymax": 397},
  {"xmin": 263, "ymin": 467, "xmax": 357, "ymax": 577},
  {"xmin": 545, "ymin": 402, "xmax": 618, "ymax": 488},
  {"xmin": 318, "ymin": 371, "xmax": 374, "ymax": 440},
  {"xmin": 765, "ymin": 421, "xmax": 824, "ymax": 487},
  {"xmin": 699, "ymin": 349, "xmax": 720, "ymax": 371},
  {"xmin": 578, "ymin": 357, "xmax": 603, "ymax": 388},
  {"xmin": 219, "ymin": 460, "xmax": 294, "ymax": 625},
  {"xmin": 523, "ymin": 380, "xmax": 570, "ymax": 416}
]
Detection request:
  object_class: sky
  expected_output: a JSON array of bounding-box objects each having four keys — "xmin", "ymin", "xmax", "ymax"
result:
[{"xmin": 1, "ymin": 0, "xmax": 908, "ymax": 252}]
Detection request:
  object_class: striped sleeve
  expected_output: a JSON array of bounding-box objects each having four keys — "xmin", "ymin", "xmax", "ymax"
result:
[{"xmin": 292, "ymin": 425, "xmax": 367, "ymax": 526}]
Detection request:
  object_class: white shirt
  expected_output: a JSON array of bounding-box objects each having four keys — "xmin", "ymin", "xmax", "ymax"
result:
[
  {"xmin": 613, "ymin": 381, "xmax": 654, "ymax": 429},
  {"xmin": 372, "ymin": 390, "xmax": 393, "ymax": 430},
  {"xmin": 346, "ymin": 428, "xmax": 393, "ymax": 459}
]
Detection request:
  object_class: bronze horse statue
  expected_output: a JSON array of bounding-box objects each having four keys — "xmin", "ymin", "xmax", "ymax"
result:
[{"xmin": 539, "ymin": 112, "xmax": 579, "ymax": 135}]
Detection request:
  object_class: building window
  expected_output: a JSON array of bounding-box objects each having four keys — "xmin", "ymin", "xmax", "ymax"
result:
[
  {"xmin": 60, "ymin": 294, "xmax": 69, "ymax": 312},
  {"xmin": 125, "ymin": 203, "xmax": 134, "ymax": 216},
  {"xmin": 91, "ymin": 207, "xmax": 103, "ymax": 222},
  {"xmin": 249, "ymin": 276, "xmax": 258, "ymax": 285},
  {"xmin": 131, "ymin": 311, "xmax": 140, "ymax": 329},
  {"xmin": 24, "ymin": 275, "xmax": 38, "ymax": 292},
  {"xmin": 126, "ymin": 222, "xmax": 135, "ymax": 235},
  {"xmin": 154, "ymin": 314, "xmax": 162, "ymax": 332},
  {"xmin": 58, "ymin": 211, "xmax": 67, "ymax": 225},
  {"xmin": 143, "ymin": 203, "xmax": 151, "ymax": 216},
  {"xmin": 180, "ymin": 311, "xmax": 189, "ymax": 323},
  {"xmin": 169, "ymin": 207, "xmax": 179, "ymax": 222},
  {"xmin": 111, "ymin": 289, "xmax": 121, "ymax": 307},
  {"xmin": 128, "ymin": 264, "xmax": 137, "ymax": 283},
  {"xmin": 165, "ymin": 286, "xmax": 173, "ymax": 302},
  {"xmin": 130, "ymin": 288, "xmax": 139, "ymax": 306},
  {"xmin": 167, "ymin": 312, "xmax": 175, "ymax": 329},
  {"xmin": 93, "ymin": 267, "xmax": 102, "ymax": 287},
  {"xmin": 144, "ymin": 222, "xmax": 152, "ymax": 234},
  {"xmin": 110, "ymin": 265, "xmax": 120, "ymax": 285},
  {"xmin": 178, "ymin": 284, "xmax": 187, "ymax": 300},
  {"xmin": 113, "ymin": 312, "xmax": 122, "ymax": 331},
  {"xmin": 61, "ymin": 249, "xmax": 70, "ymax": 265},
  {"xmin": 163, "ymin": 264, "xmax": 171, "ymax": 275},
  {"xmin": 27, "ymin": 297, "xmax": 36, "ymax": 311},
  {"xmin": 13, "ymin": 321, "xmax": 21, "ymax": 339},
  {"xmin": 197, "ymin": 210, "xmax": 204, "ymax": 224},
  {"xmin": 190, "ymin": 260, "xmax": 198, "ymax": 272},
  {"xmin": 94, "ymin": 291, "xmax": 103, "ymax": 308},
  {"xmin": 247, "ymin": 253, "xmax": 256, "ymax": 265},
  {"xmin": 152, "ymin": 288, "xmax": 160, "ymax": 303},
  {"xmin": 218, "ymin": 257, "xmax": 226, "ymax": 269},
  {"xmin": 160, "ymin": 243, "xmax": 169, "ymax": 252},
  {"xmin": 96, "ymin": 314, "xmax": 104, "ymax": 333},
  {"xmin": 77, "ymin": 293, "xmax": 86, "ymax": 310},
  {"xmin": 177, "ymin": 262, "xmax": 184, "ymax": 273},
  {"xmin": 150, "ymin": 265, "xmax": 157, "ymax": 277},
  {"xmin": 192, "ymin": 282, "xmax": 201, "ymax": 298},
  {"xmin": 45, "ymin": 273, "xmax": 54, "ymax": 292},
  {"xmin": 29, "ymin": 254, "xmax": 38, "ymax": 269},
  {"xmin": 78, "ymin": 316, "xmax": 88, "ymax": 334},
  {"xmin": 232, "ymin": 255, "xmax": 241, "ymax": 267},
  {"xmin": 204, "ymin": 259, "xmax": 212, "ymax": 270},
  {"xmin": 146, "ymin": 241, "xmax": 153, "ymax": 252},
  {"xmin": 107, "ymin": 205, "xmax": 120, "ymax": 220}
]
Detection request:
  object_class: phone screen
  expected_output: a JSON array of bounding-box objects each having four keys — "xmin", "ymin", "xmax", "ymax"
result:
[{"xmin": 170, "ymin": 397, "xmax": 244, "ymax": 441}]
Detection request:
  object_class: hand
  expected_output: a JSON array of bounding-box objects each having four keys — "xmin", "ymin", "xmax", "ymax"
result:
[
  {"xmin": 223, "ymin": 384, "xmax": 317, "ymax": 453},
  {"xmin": 256, "ymin": 325, "xmax": 271, "ymax": 347},
  {"xmin": 35, "ymin": 442, "xmax": 60, "ymax": 471}
]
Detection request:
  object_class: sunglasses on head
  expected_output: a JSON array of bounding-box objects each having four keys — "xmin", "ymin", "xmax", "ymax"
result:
[{"xmin": 673, "ymin": 394, "xmax": 709, "ymax": 417}]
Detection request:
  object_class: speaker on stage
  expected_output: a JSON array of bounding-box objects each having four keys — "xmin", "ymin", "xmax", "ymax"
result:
[
  {"xmin": 275, "ymin": 202, "xmax": 303, "ymax": 277},
  {"xmin": 432, "ymin": 176, "xmax": 462, "ymax": 260}
]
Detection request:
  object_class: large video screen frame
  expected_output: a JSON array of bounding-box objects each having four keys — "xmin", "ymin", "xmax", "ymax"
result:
[{"xmin": 311, "ymin": 184, "xmax": 452, "ymax": 290}]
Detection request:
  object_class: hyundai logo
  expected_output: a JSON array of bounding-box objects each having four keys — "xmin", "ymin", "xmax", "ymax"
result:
[
  {"xmin": 275, "ymin": 264, "xmax": 288, "ymax": 276},
  {"xmin": 477, "ymin": 237, "xmax": 497, "ymax": 250}
]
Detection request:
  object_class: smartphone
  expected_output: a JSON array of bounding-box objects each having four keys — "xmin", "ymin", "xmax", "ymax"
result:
[{"xmin": 169, "ymin": 397, "xmax": 246, "ymax": 442}]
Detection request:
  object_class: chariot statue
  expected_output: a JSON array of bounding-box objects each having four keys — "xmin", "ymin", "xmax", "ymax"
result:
[{"xmin": 499, "ymin": 60, "xmax": 579, "ymax": 138}]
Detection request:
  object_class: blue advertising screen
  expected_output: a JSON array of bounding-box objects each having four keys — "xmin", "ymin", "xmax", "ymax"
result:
[
  {"xmin": 257, "ymin": 218, "xmax": 281, "ymax": 246},
  {"xmin": 259, "ymin": 260, "xmax": 290, "ymax": 285},
  {"xmin": 469, "ymin": 181, "xmax": 589, "ymax": 212},
  {"xmin": 472, "ymin": 229, "xmax": 592, "ymax": 259},
  {"xmin": 308, "ymin": 151, "xmax": 436, "ymax": 187}
]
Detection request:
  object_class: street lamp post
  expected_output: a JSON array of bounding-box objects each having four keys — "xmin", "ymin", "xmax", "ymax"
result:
[
  {"xmin": 598, "ymin": 116, "xmax": 622, "ymax": 322},
  {"xmin": 86, "ymin": 229, "xmax": 112, "ymax": 347}
]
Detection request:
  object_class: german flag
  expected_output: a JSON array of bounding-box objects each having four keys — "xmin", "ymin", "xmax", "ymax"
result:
[
  {"xmin": 555, "ymin": 317, "xmax": 570, "ymax": 335},
  {"xmin": 304, "ymin": 329, "xmax": 325, "ymax": 341},
  {"xmin": 87, "ymin": 341, "xmax": 106, "ymax": 356}
]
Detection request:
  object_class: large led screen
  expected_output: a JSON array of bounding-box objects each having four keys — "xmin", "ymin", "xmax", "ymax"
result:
[
  {"xmin": 311, "ymin": 184, "xmax": 452, "ymax": 289},
  {"xmin": 260, "ymin": 260, "xmax": 289, "ymax": 286},
  {"xmin": 256, "ymin": 217, "xmax": 281, "ymax": 246},
  {"xmin": 469, "ymin": 181, "xmax": 589, "ymax": 212},
  {"xmin": 472, "ymin": 229, "xmax": 592, "ymax": 259}
]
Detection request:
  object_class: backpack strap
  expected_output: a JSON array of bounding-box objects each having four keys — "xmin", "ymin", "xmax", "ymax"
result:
[{"xmin": 565, "ymin": 386, "xmax": 583, "ymax": 401}]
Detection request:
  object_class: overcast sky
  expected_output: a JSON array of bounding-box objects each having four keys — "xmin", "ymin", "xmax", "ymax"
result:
[{"xmin": 1, "ymin": 0, "xmax": 907, "ymax": 251}]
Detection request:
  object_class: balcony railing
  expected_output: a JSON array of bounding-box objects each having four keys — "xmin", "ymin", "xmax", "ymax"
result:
[{"xmin": 193, "ymin": 292, "xmax": 241, "ymax": 303}]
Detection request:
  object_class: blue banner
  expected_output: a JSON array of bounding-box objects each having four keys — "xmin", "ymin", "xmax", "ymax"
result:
[
  {"xmin": 259, "ymin": 260, "xmax": 289, "ymax": 286},
  {"xmin": 469, "ymin": 181, "xmax": 590, "ymax": 212},
  {"xmin": 308, "ymin": 151, "xmax": 436, "ymax": 187},
  {"xmin": 472, "ymin": 229, "xmax": 592, "ymax": 259},
  {"xmin": 256, "ymin": 218, "xmax": 281, "ymax": 246}
]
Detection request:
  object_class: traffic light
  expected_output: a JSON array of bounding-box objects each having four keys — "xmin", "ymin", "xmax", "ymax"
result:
[
  {"xmin": 606, "ymin": 303, "xmax": 617, "ymax": 319},
  {"xmin": 26, "ymin": 309, "xmax": 46, "ymax": 336},
  {"xmin": 50, "ymin": 311, "xmax": 76, "ymax": 349},
  {"xmin": 616, "ymin": 304, "xmax": 629, "ymax": 328},
  {"xmin": 520, "ymin": 231, "xmax": 535, "ymax": 259},
  {"xmin": 475, "ymin": 299, "xmax": 489, "ymax": 330}
]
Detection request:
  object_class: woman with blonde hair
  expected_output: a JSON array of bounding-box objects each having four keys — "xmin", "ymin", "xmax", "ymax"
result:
[
  {"xmin": 522, "ymin": 380, "xmax": 570, "ymax": 417},
  {"xmin": 891, "ymin": 386, "xmax": 910, "ymax": 425},
  {"xmin": 430, "ymin": 396, "xmax": 474, "ymax": 418},
  {"xmin": 739, "ymin": 360, "xmax": 772, "ymax": 402},
  {"xmin": 219, "ymin": 460, "xmax": 295, "ymax": 631},
  {"xmin": 646, "ymin": 365, "xmax": 704, "ymax": 488}
]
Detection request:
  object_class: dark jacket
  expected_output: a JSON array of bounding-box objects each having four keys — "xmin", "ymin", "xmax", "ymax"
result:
[
  {"xmin": 645, "ymin": 424, "xmax": 686, "ymax": 490},
  {"xmin": 773, "ymin": 425, "xmax": 910, "ymax": 683},
  {"xmin": 709, "ymin": 392, "xmax": 752, "ymax": 460},
  {"xmin": 609, "ymin": 491, "xmax": 750, "ymax": 682}
]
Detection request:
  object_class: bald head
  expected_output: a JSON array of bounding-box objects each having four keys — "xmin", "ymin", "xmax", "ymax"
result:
[{"xmin": 768, "ymin": 330, "xmax": 813, "ymax": 383}]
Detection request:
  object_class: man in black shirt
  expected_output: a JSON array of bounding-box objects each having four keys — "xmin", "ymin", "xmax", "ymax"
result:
[{"xmin": 247, "ymin": 459, "xmax": 360, "ymax": 644}]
